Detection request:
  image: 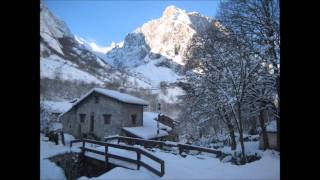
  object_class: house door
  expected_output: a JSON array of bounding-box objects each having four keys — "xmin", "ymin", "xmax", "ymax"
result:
[{"xmin": 90, "ymin": 114, "xmax": 94, "ymax": 132}]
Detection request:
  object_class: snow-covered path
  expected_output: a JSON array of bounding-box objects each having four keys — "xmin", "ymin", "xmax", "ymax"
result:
[
  {"xmin": 40, "ymin": 134, "xmax": 279, "ymax": 180},
  {"xmin": 40, "ymin": 133, "xmax": 80, "ymax": 180},
  {"xmin": 80, "ymin": 143, "xmax": 280, "ymax": 180}
]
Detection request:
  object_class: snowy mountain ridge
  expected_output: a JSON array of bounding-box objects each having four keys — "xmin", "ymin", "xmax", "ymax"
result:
[
  {"xmin": 40, "ymin": 2, "xmax": 223, "ymax": 105},
  {"xmin": 40, "ymin": 1, "xmax": 152, "ymax": 90},
  {"xmin": 105, "ymin": 6, "xmax": 215, "ymax": 68},
  {"xmin": 102, "ymin": 5, "xmax": 221, "ymax": 89}
]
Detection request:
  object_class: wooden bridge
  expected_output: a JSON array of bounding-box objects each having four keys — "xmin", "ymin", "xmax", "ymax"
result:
[
  {"xmin": 70, "ymin": 136, "xmax": 227, "ymax": 177},
  {"xmin": 70, "ymin": 138, "xmax": 165, "ymax": 177}
]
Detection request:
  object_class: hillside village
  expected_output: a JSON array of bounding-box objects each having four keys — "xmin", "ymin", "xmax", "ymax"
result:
[
  {"xmin": 40, "ymin": 0, "xmax": 280, "ymax": 179},
  {"xmin": 41, "ymin": 87, "xmax": 279, "ymax": 180}
]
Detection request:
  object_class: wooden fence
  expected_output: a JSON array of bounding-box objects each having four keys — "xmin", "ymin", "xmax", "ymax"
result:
[
  {"xmin": 104, "ymin": 136, "xmax": 223, "ymax": 157},
  {"xmin": 70, "ymin": 138, "xmax": 165, "ymax": 177}
]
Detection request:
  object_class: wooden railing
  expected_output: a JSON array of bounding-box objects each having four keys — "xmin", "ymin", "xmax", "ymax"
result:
[
  {"xmin": 70, "ymin": 139, "xmax": 165, "ymax": 177},
  {"xmin": 104, "ymin": 136, "xmax": 223, "ymax": 157},
  {"xmin": 104, "ymin": 136, "xmax": 175, "ymax": 148},
  {"xmin": 177, "ymin": 144, "xmax": 222, "ymax": 157}
]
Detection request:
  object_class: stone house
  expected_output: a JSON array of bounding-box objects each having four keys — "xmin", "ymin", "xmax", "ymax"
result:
[{"xmin": 60, "ymin": 88, "xmax": 149, "ymax": 139}]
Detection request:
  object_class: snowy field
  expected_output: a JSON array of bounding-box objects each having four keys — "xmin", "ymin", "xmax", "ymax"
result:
[
  {"xmin": 133, "ymin": 60, "xmax": 182, "ymax": 86},
  {"xmin": 80, "ymin": 143, "xmax": 279, "ymax": 180},
  {"xmin": 40, "ymin": 133, "xmax": 80, "ymax": 180},
  {"xmin": 40, "ymin": 55, "xmax": 105, "ymax": 85},
  {"xmin": 41, "ymin": 133, "xmax": 279, "ymax": 180}
]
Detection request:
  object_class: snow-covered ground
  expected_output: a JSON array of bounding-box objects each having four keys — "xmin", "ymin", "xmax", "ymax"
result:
[
  {"xmin": 41, "ymin": 133, "xmax": 279, "ymax": 180},
  {"xmin": 126, "ymin": 75, "xmax": 153, "ymax": 89},
  {"xmin": 158, "ymin": 86, "xmax": 184, "ymax": 103},
  {"xmin": 40, "ymin": 55, "xmax": 105, "ymax": 85},
  {"xmin": 133, "ymin": 60, "xmax": 181, "ymax": 86},
  {"xmin": 99, "ymin": 152, "xmax": 280, "ymax": 180},
  {"xmin": 79, "ymin": 142, "xmax": 279, "ymax": 180},
  {"xmin": 40, "ymin": 133, "xmax": 79, "ymax": 180}
]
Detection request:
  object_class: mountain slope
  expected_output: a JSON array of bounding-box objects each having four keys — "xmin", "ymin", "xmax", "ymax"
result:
[
  {"xmin": 104, "ymin": 6, "xmax": 219, "ymax": 88},
  {"xmin": 40, "ymin": 1, "xmax": 152, "ymax": 89},
  {"xmin": 40, "ymin": 3, "xmax": 224, "ymax": 115}
]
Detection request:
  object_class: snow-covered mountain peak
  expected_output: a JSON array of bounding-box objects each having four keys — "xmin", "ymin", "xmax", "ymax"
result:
[
  {"xmin": 131, "ymin": 6, "xmax": 213, "ymax": 64},
  {"xmin": 162, "ymin": 5, "xmax": 191, "ymax": 24},
  {"xmin": 103, "ymin": 5, "xmax": 218, "ymax": 88},
  {"xmin": 163, "ymin": 5, "xmax": 181, "ymax": 17}
]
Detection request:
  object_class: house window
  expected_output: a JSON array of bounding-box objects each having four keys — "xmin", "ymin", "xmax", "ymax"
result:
[
  {"xmin": 103, "ymin": 114, "xmax": 112, "ymax": 124},
  {"xmin": 79, "ymin": 114, "xmax": 86, "ymax": 123},
  {"xmin": 131, "ymin": 114, "xmax": 137, "ymax": 125},
  {"xmin": 94, "ymin": 95, "xmax": 99, "ymax": 104}
]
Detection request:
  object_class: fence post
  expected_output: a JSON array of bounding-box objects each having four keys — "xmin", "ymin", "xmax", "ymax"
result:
[
  {"xmin": 161, "ymin": 161, "xmax": 165, "ymax": 177},
  {"xmin": 137, "ymin": 150, "xmax": 141, "ymax": 170},
  {"xmin": 178, "ymin": 144, "xmax": 183, "ymax": 155},
  {"xmin": 105, "ymin": 144, "xmax": 109, "ymax": 164},
  {"xmin": 80, "ymin": 140, "xmax": 85, "ymax": 155}
]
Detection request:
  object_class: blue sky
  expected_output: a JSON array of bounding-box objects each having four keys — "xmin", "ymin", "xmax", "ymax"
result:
[{"xmin": 44, "ymin": 0, "xmax": 220, "ymax": 47}]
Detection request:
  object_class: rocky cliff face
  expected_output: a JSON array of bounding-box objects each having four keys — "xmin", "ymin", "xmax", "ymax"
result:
[
  {"xmin": 136, "ymin": 6, "xmax": 213, "ymax": 63},
  {"xmin": 105, "ymin": 5, "xmax": 215, "ymax": 69},
  {"xmin": 105, "ymin": 32, "xmax": 150, "ymax": 68},
  {"xmin": 102, "ymin": 5, "xmax": 225, "ymax": 90}
]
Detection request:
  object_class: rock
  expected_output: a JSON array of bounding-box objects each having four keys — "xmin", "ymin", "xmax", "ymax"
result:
[
  {"xmin": 149, "ymin": 52, "xmax": 161, "ymax": 59},
  {"xmin": 180, "ymin": 151, "xmax": 187, "ymax": 158},
  {"xmin": 221, "ymin": 155, "xmax": 233, "ymax": 163}
]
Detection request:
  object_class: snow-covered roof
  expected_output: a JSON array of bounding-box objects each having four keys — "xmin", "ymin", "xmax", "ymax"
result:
[
  {"xmin": 122, "ymin": 112, "xmax": 172, "ymax": 140},
  {"xmin": 94, "ymin": 88, "xmax": 149, "ymax": 105},
  {"xmin": 60, "ymin": 88, "xmax": 149, "ymax": 118},
  {"xmin": 72, "ymin": 88, "xmax": 149, "ymax": 107},
  {"xmin": 42, "ymin": 100, "xmax": 73, "ymax": 113}
]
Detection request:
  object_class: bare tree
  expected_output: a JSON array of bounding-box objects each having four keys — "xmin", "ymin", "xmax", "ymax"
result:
[
  {"xmin": 218, "ymin": 0, "xmax": 280, "ymax": 150},
  {"xmin": 181, "ymin": 12, "xmax": 278, "ymax": 162}
]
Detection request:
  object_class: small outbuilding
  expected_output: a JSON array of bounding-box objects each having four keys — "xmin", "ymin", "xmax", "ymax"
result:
[
  {"xmin": 122, "ymin": 112, "xmax": 172, "ymax": 140},
  {"xmin": 259, "ymin": 121, "xmax": 278, "ymax": 150}
]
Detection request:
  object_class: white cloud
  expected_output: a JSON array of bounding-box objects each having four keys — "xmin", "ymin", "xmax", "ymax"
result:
[
  {"xmin": 89, "ymin": 42, "xmax": 112, "ymax": 54},
  {"xmin": 74, "ymin": 35, "xmax": 119, "ymax": 54}
]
